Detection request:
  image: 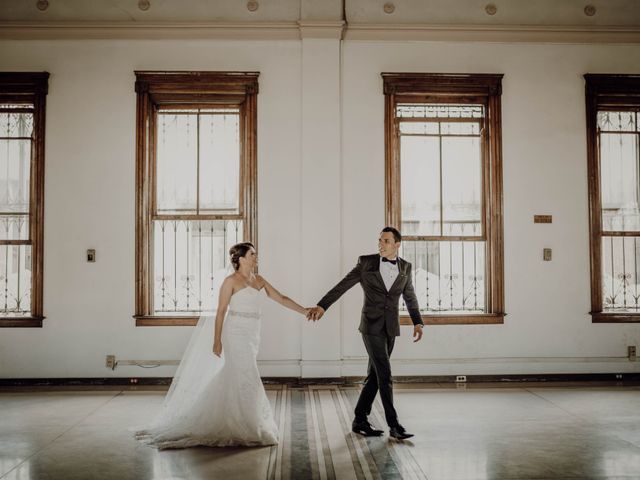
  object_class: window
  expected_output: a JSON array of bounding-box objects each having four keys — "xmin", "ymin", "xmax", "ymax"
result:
[
  {"xmin": 585, "ymin": 74, "xmax": 640, "ymax": 323},
  {"xmin": 382, "ymin": 73, "xmax": 504, "ymax": 325},
  {"xmin": 0, "ymin": 73, "xmax": 48, "ymax": 328},
  {"xmin": 134, "ymin": 72, "xmax": 259, "ymax": 326}
]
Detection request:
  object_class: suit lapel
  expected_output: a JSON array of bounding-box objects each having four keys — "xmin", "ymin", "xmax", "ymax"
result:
[{"xmin": 373, "ymin": 257, "xmax": 388, "ymax": 291}]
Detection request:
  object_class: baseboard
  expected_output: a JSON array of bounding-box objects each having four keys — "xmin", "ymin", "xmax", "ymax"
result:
[{"xmin": 1, "ymin": 372, "xmax": 640, "ymax": 387}]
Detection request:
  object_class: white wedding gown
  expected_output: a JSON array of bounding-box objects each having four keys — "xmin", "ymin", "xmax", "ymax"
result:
[{"xmin": 134, "ymin": 287, "xmax": 278, "ymax": 449}]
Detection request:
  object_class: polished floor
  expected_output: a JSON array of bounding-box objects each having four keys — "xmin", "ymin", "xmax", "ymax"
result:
[{"xmin": 1, "ymin": 383, "xmax": 640, "ymax": 480}]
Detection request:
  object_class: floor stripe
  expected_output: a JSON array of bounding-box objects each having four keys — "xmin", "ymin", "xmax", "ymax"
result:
[
  {"xmin": 370, "ymin": 391, "xmax": 429, "ymax": 480},
  {"xmin": 290, "ymin": 388, "xmax": 314, "ymax": 479},
  {"xmin": 331, "ymin": 388, "xmax": 373, "ymax": 479},
  {"xmin": 273, "ymin": 385, "xmax": 288, "ymax": 480},
  {"xmin": 318, "ymin": 388, "xmax": 359, "ymax": 480},
  {"xmin": 312, "ymin": 388, "xmax": 336, "ymax": 480},
  {"xmin": 266, "ymin": 388, "xmax": 280, "ymax": 479},
  {"xmin": 342, "ymin": 387, "xmax": 404, "ymax": 479},
  {"xmin": 267, "ymin": 384, "xmax": 429, "ymax": 479}
]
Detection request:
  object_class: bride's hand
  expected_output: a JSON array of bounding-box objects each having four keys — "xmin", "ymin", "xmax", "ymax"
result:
[{"xmin": 213, "ymin": 340, "xmax": 222, "ymax": 357}]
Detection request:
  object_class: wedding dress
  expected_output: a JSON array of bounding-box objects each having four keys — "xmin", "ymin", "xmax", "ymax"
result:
[{"xmin": 134, "ymin": 287, "xmax": 278, "ymax": 449}]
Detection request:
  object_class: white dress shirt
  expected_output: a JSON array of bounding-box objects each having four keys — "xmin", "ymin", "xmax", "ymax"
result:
[{"xmin": 379, "ymin": 256, "xmax": 399, "ymax": 291}]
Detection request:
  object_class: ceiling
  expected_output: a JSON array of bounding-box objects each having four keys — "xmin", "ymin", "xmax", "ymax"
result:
[{"xmin": 1, "ymin": 0, "xmax": 639, "ymax": 41}]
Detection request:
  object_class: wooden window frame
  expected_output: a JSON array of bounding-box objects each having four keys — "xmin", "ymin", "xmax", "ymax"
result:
[
  {"xmin": 0, "ymin": 72, "xmax": 48, "ymax": 328},
  {"xmin": 585, "ymin": 74, "xmax": 640, "ymax": 323},
  {"xmin": 134, "ymin": 71, "xmax": 259, "ymax": 327},
  {"xmin": 382, "ymin": 73, "xmax": 505, "ymax": 326}
]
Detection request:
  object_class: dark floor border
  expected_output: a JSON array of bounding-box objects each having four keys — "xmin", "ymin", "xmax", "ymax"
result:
[{"xmin": 1, "ymin": 372, "xmax": 640, "ymax": 387}]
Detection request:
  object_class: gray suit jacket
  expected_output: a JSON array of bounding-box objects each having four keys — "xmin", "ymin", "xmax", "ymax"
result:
[{"xmin": 317, "ymin": 254, "xmax": 423, "ymax": 337}]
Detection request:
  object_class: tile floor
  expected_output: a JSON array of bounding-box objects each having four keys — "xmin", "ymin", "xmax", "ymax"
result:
[{"xmin": 1, "ymin": 384, "xmax": 639, "ymax": 480}]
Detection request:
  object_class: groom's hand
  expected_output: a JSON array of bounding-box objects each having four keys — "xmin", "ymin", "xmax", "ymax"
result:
[{"xmin": 413, "ymin": 324, "xmax": 424, "ymax": 342}]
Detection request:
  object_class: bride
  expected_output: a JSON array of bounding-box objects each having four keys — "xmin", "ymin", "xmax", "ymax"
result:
[{"xmin": 134, "ymin": 242, "xmax": 310, "ymax": 449}]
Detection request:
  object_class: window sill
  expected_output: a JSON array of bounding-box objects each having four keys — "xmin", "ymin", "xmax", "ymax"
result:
[
  {"xmin": 591, "ymin": 312, "xmax": 640, "ymax": 323},
  {"xmin": 135, "ymin": 315, "xmax": 199, "ymax": 326},
  {"xmin": 400, "ymin": 313, "xmax": 504, "ymax": 325},
  {"xmin": 0, "ymin": 316, "xmax": 44, "ymax": 328}
]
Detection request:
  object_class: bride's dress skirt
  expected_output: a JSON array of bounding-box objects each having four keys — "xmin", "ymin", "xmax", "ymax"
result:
[{"xmin": 134, "ymin": 289, "xmax": 278, "ymax": 449}]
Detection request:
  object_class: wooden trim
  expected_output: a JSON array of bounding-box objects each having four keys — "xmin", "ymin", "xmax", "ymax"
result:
[
  {"xmin": 384, "ymin": 92, "xmax": 399, "ymax": 228},
  {"xmin": 403, "ymin": 235, "xmax": 485, "ymax": 242},
  {"xmin": 584, "ymin": 74, "xmax": 640, "ymax": 319},
  {"xmin": 591, "ymin": 312, "xmax": 640, "ymax": 323},
  {"xmin": 394, "ymin": 94, "xmax": 488, "ymax": 105},
  {"xmin": 586, "ymin": 81, "xmax": 602, "ymax": 314},
  {"xmin": 157, "ymin": 103, "xmax": 242, "ymax": 111},
  {"xmin": 601, "ymin": 231, "xmax": 640, "ymax": 237},
  {"xmin": 0, "ymin": 72, "xmax": 49, "ymax": 96},
  {"xmin": 135, "ymin": 71, "xmax": 259, "ymax": 96},
  {"xmin": 0, "ymin": 316, "xmax": 44, "ymax": 328},
  {"xmin": 2, "ymin": 372, "xmax": 640, "ymax": 388},
  {"xmin": 0, "ymin": 240, "xmax": 31, "ymax": 245},
  {"xmin": 0, "ymin": 72, "xmax": 48, "ymax": 328},
  {"xmin": 382, "ymin": 73, "xmax": 503, "ymax": 96},
  {"xmin": 384, "ymin": 73, "xmax": 504, "ymax": 320},
  {"xmin": 0, "ymin": 377, "xmax": 172, "ymax": 387},
  {"xmin": 400, "ymin": 314, "xmax": 504, "ymax": 325},
  {"xmin": 134, "ymin": 71, "xmax": 259, "ymax": 323},
  {"xmin": 487, "ymin": 92, "xmax": 505, "ymax": 314},
  {"xmin": 584, "ymin": 74, "xmax": 640, "ymax": 96},
  {"xmin": 134, "ymin": 315, "xmax": 199, "ymax": 327},
  {"xmin": 151, "ymin": 213, "xmax": 245, "ymax": 221},
  {"xmin": 135, "ymin": 87, "xmax": 151, "ymax": 317},
  {"xmin": 397, "ymin": 116, "xmax": 483, "ymax": 124},
  {"xmin": 244, "ymin": 91, "xmax": 258, "ymax": 246}
]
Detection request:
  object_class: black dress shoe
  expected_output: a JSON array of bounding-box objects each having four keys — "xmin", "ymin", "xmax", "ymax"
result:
[
  {"xmin": 352, "ymin": 420, "xmax": 384, "ymax": 437},
  {"xmin": 389, "ymin": 425, "xmax": 414, "ymax": 440}
]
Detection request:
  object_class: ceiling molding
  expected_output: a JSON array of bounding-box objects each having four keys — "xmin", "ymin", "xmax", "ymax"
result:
[
  {"xmin": 345, "ymin": 23, "xmax": 640, "ymax": 44},
  {"xmin": 0, "ymin": 22, "xmax": 301, "ymax": 40},
  {"xmin": 298, "ymin": 21, "xmax": 345, "ymax": 39},
  {"xmin": 0, "ymin": 21, "xmax": 639, "ymax": 44}
]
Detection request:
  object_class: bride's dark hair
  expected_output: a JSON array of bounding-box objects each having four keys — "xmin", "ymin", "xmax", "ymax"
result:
[{"xmin": 229, "ymin": 242, "xmax": 255, "ymax": 271}]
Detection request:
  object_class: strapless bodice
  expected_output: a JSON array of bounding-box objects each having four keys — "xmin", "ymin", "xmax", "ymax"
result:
[{"xmin": 227, "ymin": 287, "xmax": 261, "ymax": 317}]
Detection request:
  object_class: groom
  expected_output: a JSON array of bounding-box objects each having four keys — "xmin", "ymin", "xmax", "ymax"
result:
[{"xmin": 307, "ymin": 227, "xmax": 424, "ymax": 440}]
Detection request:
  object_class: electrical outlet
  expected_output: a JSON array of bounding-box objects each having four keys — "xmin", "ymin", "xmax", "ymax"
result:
[
  {"xmin": 87, "ymin": 249, "xmax": 96, "ymax": 262},
  {"xmin": 543, "ymin": 248, "xmax": 552, "ymax": 261},
  {"xmin": 455, "ymin": 375, "xmax": 467, "ymax": 383},
  {"xmin": 105, "ymin": 355, "xmax": 116, "ymax": 370},
  {"xmin": 629, "ymin": 346, "xmax": 637, "ymax": 361}
]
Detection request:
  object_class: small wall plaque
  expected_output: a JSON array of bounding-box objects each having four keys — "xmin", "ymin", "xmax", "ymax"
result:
[{"xmin": 534, "ymin": 215, "xmax": 552, "ymax": 224}]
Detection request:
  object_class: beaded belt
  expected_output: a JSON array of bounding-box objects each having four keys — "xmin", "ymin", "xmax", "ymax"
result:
[{"xmin": 228, "ymin": 310, "xmax": 260, "ymax": 319}]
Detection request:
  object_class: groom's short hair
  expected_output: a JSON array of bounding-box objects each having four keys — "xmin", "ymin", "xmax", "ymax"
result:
[{"xmin": 381, "ymin": 226, "xmax": 402, "ymax": 243}]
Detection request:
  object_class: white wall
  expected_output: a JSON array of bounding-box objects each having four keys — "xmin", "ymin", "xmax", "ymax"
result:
[
  {"xmin": 340, "ymin": 41, "xmax": 640, "ymax": 376},
  {"xmin": 0, "ymin": 37, "xmax": 639, "ymax": 378}
]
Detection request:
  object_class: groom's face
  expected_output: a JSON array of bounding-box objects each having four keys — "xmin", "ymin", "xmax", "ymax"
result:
[{"xmin": 378, "ymin": 232, "xmax": 400, "ymax": 259}]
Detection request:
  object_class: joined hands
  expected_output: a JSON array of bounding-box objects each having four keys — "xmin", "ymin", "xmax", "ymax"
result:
[{"xmin": 306, "ymin": 306, "xmax": 325, "ymax": 322}]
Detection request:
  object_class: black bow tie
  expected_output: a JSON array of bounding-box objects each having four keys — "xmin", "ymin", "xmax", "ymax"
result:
[{"xmin": 381, "ymin": 257, "xmax": 397, "ymax": 265}]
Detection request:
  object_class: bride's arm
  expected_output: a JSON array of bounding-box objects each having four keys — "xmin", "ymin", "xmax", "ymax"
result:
[
  {"xmin": 213, "ymin": 278, "xmax": 233, "ymax": 357},
  {"xmin": 258, "ymin": 275, "xmax": 309, "ymax": 316}
]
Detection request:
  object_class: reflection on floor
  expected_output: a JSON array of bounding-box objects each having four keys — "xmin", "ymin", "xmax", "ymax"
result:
[{"xmin": 1, "ymin": 383, "xmax": 640, "ymax": 479}]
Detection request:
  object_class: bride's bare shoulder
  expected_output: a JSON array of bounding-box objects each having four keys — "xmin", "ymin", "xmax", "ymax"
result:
[{"xmin": 222, "ymin": 273, "xmax": 241, "ymax": 289}]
